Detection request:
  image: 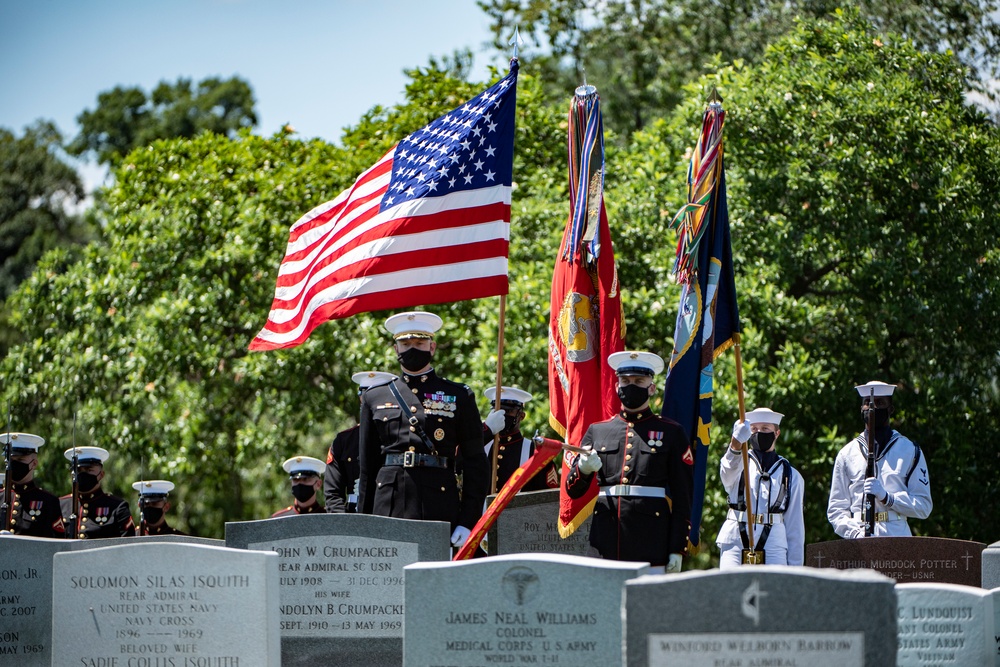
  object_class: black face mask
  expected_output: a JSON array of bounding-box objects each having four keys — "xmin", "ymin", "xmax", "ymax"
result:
[
  {"xmin": 749, "ymin": 431, "xmax": 776, "ymax": 452},
  {"xmin": 77, "ymin": 472, "xmax": 100, "ymax": 493},
  {"xmin": 141, "ymin": 506, "xmax": 164, "ymax": 525},
  {"xmin": 292, "ymin": 484, "xmax": 316, "ymax": 503},
  {"xmin": 618, "ymin": 384, "xmax": 649, "ymax": 411},
  {"xmin": 398, "ymin": 348, "xmax": 433, "ymax": 373},
  {"xmin": 863, "ymin": 407, "xmax": 890, "ymax": 430},
  {"xmin": 10, "ymin": 459, "xmax": 31, "ymax": 483},
  {"xmin": 502, "ymin": 414, "xmax": 521, "ymax": 434}
]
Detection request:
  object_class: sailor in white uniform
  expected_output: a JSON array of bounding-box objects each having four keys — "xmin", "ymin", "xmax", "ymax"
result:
[
  {"xmin": 827, "ymin": 381, "xmax": 932, "ymax": 538},
  {"xmin": 717, "ymin": 407, "xmax": 804, "ymax": 567}
]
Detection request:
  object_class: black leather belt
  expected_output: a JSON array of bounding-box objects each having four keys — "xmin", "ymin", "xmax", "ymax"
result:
[{"xmin": 384, "ymin": 452, "xmax": 449, "ymax": 469}]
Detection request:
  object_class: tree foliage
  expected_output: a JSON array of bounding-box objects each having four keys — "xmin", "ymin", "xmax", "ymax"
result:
[
  {"xmin": 480, "ymin": 0, "xmax": 1000, "ymax": 134},
  {"xmin": 0, "ymin": 121, "xmax": 95, "ymax": 355},
  {"xmin": 612, "ymin": 8, "xmax": 1000, "ymax": 554},
  {"xmin": 68, "ymin": 76, "xmax": 258, "ymax": 167},
  {"xmin": 3, "ymin": 12, "xmax": 998, "ymax": 553}
]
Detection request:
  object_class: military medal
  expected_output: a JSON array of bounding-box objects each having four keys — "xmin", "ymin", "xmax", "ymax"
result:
[
  {"xmin": 648, "ymin": 431, "xmax": 664, "ymax": 449},
  {"xmin": 96, "ymin": 507, "xmax": 109, "ymax": 524}
]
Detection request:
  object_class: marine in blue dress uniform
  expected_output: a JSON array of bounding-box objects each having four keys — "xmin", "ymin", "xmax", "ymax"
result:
[
  {"xmin": 325, "ymin": 371, "xmax": 397, "ymax": 513},
  {"xmin": 273, "ymin": 456, "xmax": 328, "ymax": 517},
  {"xmin": 565, "ymin": 351, "xmax": 693, "ymax": 570},
  {"xmin": 133, "ymin": 479, "xmax": 187, "ymax": 536},
  {"xmin": 60, "ymin": 446, "xmax": 136, "ymax": 539},
  {"xmin": 357, "ymin": 311, "xmax": 492, "ymax": 549},
  {"xmin": 483, "ymin": 386, "xmax": 559, "ymax": 492},
  {"xmin": 1, "ymin": 432, "xmax": 66, "ymax": 538}
]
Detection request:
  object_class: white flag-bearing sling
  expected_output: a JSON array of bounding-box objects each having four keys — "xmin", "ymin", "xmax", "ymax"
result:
[{"xmin": 249, "ymin": 60, "xmax": 519, "ymax": 351}]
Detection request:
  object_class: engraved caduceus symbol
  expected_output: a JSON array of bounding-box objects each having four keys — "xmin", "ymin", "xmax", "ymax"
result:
[{"xmin": 502, "ymin": 567, "xmax": 540, "ymax": 606}]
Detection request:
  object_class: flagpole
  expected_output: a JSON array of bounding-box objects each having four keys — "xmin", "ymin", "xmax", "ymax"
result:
[
  {"xmin": 490, "ymin": 294, "xmax": 508, "ymax": 495},
  {"xmin": 733, "ymin": 332, "xmax": 759, "ymax": 562}
]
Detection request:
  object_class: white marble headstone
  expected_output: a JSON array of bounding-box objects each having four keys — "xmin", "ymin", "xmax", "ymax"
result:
[
  {"xmin": 896, "ymin": 582, "xmax": 997, "ymax": 667},
  {"xmin": 405, "ymin": 553, "xmax": 648, "ymax": 667},
  {"xmin": 51, "ymin": 542, "xmax": 279, "ymax": 667}
]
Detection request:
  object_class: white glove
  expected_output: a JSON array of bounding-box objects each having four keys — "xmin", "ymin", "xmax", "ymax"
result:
[
  {"xmin": 846, "ymin": 526, "xmax": 865, "ymax": 540},
  {"xmin": 576, "ymin": 449, "xmax": 602, "ymax": 474},
  {"xmin": 450, "ymin": 525, "xmax": 472, "ymax": 548},
  {"xmin": 863, "ymin": 477, "xmax": 889, "ymax": 503},
  {"xmin": 666, "ymin": 553, "xmax": 683, "ymax": 573},
  {"xmin": 484, "ymin": 409, "xmax": 505, "ymax": 435},
  {"xmin": 731, "ymin": 420, "xmax": 751, "ymax": 445}
]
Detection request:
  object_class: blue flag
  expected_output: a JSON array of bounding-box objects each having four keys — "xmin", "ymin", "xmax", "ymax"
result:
[{"xmin": 661, "ymin": 104, "xmax": 740, "ymax": 551}]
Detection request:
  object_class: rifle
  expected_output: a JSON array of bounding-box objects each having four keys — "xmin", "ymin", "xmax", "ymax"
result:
[
  {"xmin": 1, "ymin": 404, "xmax": 12, "ymax": 533},
  {"xmin": 862, "ymin": 388, "xmax": 876, "ymax": 537},
  {"xmin": 137, "ymin": 456, "xmax": 146, "ymax": 537},
  {"xmin": 68, "ymin": 412, "xmax": 80, "ymax": 540}
]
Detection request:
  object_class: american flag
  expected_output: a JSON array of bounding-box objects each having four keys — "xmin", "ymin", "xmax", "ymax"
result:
[{"xmin": 249, "ymin": 61, "xmax": 519, "ymax": 351}]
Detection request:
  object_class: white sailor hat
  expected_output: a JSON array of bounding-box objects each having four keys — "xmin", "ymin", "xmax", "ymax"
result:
[
  {"xmin": 282, "ymin": 456, "xmax": 325, "ymax": 477},
  {"xmin": 0, "ymin": 432, "xmax": 45, "ymax": 454},
  {"xmin": 132, "ymin": 480, "xmax": 175, "ymax": 498},
  {"xmin": 608, "ymin": 351, "xmax": 665, "ymax": 377},
  {"xmin": 484, "ymin": 386, "xmax": 533, "ymax": 406},
  {"xmin": 351, "ymin": 370, "xmax": 397, "ymax": 388},
  {"xmin": 854, "ymin": 381, "xmax": 896, "ymax": 398},
  {"xmin": 384, "ymin": 311, "xmax": 443, "ymax": 340},
  {"xmin": 745, "ymin": 407, "xmax": 784, "ymax": 426},
  {"xmin": 63, "ymin": 446, "xmax": 110, "ymax": 465}
]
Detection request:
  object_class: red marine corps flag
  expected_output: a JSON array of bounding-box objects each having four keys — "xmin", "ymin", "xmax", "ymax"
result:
[
  {"xmin": 249, "ymin": 60, "xmax": 519, "ymax": 350},
  {"xmin": 549, "ymin": 85, "xmax": 625, "ymax": 537}
]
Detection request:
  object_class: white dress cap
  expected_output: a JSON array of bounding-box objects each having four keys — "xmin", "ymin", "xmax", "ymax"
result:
[
  {"xmin": 0, "ymin": 432, "xmax": 45, "ymax": 453},
  {"xmin": 384, "ymin": 311, "xmax": 443, "ymax": 340},
  {"xmin": 351, "ymin": 371, "xmax": 397, "ymax": 388},
  {"xmin": 132, "ymin": 480, "xmax": 175, "ymax": 497},
  {"xmin": 484, "ymin": 386, "xmax": 533, "ymax": 405},
  {"xmin": 745, "ymin": 407, "xmax": 784, "ymax": 426},
  {"xmin": 282, "ymin": 456, "xmax": 326, "ymax": 476},
  {"xmin": 63, "ymin": 446, "xmax": 110, "ymax": 464},
  {"xmin": 854, "ymin": 380, "xmax": 896, "ymax": 398},
  {"xmin": 607, "ymin": 351, "xmax": 665, "ymax": 377}
]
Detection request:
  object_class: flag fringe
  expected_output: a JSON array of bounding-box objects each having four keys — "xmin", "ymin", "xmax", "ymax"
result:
[{"xmin": 557, "ymin": 495, "xmax": 597, "ymax": 538}]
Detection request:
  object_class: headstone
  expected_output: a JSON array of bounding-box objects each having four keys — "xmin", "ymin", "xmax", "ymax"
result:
[
  {"xmin": 51, "ymin": 541, "xmax": 280, "ymax": 667},
  {"xmin": 0, "ymin": 533, "xmax": 224, "ymax": 666},
  {"xmin": 404, "ymin": 553, "xmax": 648, "ymax": 667},
  {"xmin": 0, "ymin": 535, "xmax": 75, "ymax": 666},
  {"xmin": 983, "ymin": 540, "xmax": 1000, "ymax": 590},
  {"xmin": 896, "ymin": 582, "xmax": 997, "ymax": 666},
  {"xmin": 624, "ymin": 566, "xmax": 897, "ymax": 667},
  {"xmin": 807, "ymin": 537, "xmax": 986, "ymax": 586},
  {"xmin": 487, "ymin": 488, "xmax": 598, "ymax": 557},
  {"xmin": 226, "ymin": 513, "xmax": 450, "ymax": 667}
]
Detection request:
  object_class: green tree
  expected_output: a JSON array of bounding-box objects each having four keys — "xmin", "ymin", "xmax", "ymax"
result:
[
  {"xmin": 482, "ymin": 0, "xmax": 1000, "ymax": 134},
  {"xmin": 68, "ymin": 76, "xmax": 258, "ymax": 167},
  {"xmin": 611, "ymin": 8, "xmax": 1000, "ymax": 554},
  {"xmin": 0, "ymin": 63, "xmax": 566, "ymax": 537},
  {"xmin": 0, "ymin": 121, "xmax": 95, "ymax": 355}
]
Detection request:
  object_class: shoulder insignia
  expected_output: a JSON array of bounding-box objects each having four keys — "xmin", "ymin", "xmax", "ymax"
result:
[{"xmin": 682, "ymin": 446, "xmax": 694, "ymax": 466}]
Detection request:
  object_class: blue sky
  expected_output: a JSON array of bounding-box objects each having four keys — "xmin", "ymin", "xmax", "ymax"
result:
[{"xmin": 0, "ymin": 0, "xmax": 504, "ymax": 149}]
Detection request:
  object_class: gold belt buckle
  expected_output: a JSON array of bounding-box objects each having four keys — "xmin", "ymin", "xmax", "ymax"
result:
[
  {"xmin": 403, "ymin": 451, "xmax": 416, "ymax": 467},
  {"xmin": 875, "ymin": 511, "xmax": 889, "ymax": 522}
]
